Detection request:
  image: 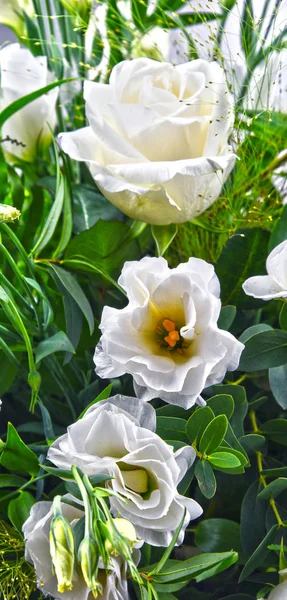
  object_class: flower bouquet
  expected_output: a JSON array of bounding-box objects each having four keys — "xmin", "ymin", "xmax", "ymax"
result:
[{"xmin": 0, "ymin": 1, "xmax": 287, "ymax": 599}]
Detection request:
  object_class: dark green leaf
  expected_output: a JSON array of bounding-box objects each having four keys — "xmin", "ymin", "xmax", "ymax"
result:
[
  {"xmin": 239, "ymin": 330, "xmax": 287, "ymax": 371},
  {"xmin": 186, "ymin": 406, "xmax": 214, "ymax": 444},
  {"xmin": 199, "ymin": 415, "xmax": 228, "ymax": 455},
  {"xmin": 240, "ymin": 481, "xmax": 268, "ymax": 556},
  {"xmin": 279, "ymin": 302, "xmax": 287, "ymax": 331},
  {"xmin": 48, "ymin": 264, "xmax": 94, "ymax": 334},
  {"xmin": 156, "ymin": 417, "xmax": 187, "ymax": 441},
  {"xmin": 258, "ymin": 478, "xmax": 287, "ymax": 501},
  {"xmin": 8, "ymin": 491, "xmax": 35, "ymax": 533},
  {"xmin": 239, "ymin": 323, "xmax": 272, "ymax": 344},
  {"xmin": 218, "ymin": 306, "xmax": 236, "ymax": 331},
  {"xmin": 269, "ymin": 365, "xmax": 287, "ymax": 409},
  {"xmin": 151, "ymin": 551, "xmax": 238, "ymax": 583},
  {"xmin": 269, "ymin": 204, "xmax": 287, "ymax": 251},
  {"xmin": 195, "ymin": 519, "xmax": 241, "ymax": 554},
  {"xmin": 73, "ymin": 185, "xmax": 122, "ymax": 234},
  {"xmin": 216, "ymin": 228, "xmax": 269, "ymax": 308},
  {"xmin": 195, "ymin": 460, "xmax": 217, "ymax": 499},
  {"xmin": 239, "ymin": 434, "xmax": 266, "ymax": 453},
  {"xmin": 241, "ymin": 0, "xmax": 255, "ymax": 58},
  {"xmin": 0, "ymin": 474, "xmax": 27, "ymax": 488},
  {"xmin": 32, "ymin": 176, "xmax": 64, "ymax": 256},
  {"xmin": 207, "ymin": 394, "xmax": 234, "ymax": 420},
  {"xmin": 35, "ymin": 331, "xmax": 75, "ymax": 363},
  {"xmin": 262, "ymin": 419, "xmax": 287, "ymax": 446},
  {"xmin": 239, "ymin": 525, "xmax": 279, "ymax": 582},
  {"xmin": 0, "ymin": 423, "xmax": 39, "ymax": 476}
]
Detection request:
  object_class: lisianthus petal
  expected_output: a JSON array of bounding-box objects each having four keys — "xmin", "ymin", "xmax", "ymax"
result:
[{"xmin": 242, "ymin": 275, "xmax": 286, "ymax": 299}]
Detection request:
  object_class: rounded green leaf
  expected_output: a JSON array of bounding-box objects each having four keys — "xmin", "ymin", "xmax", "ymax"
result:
[{"xmin": 199, "ymin": 415, "xmax": 228, "ymax": 455}]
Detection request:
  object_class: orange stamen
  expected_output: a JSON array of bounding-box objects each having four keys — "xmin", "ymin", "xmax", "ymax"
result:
[
  {"xmin": 169, "ymin": 330, "xmax": 180, "ymax": 341},
  {"xmin": 164, "ymin": 335, "xmax": 177, "ymax": 348},
  {"xmin": 163, "ymin": 319, "xmax": 176, "ymax": 332}
]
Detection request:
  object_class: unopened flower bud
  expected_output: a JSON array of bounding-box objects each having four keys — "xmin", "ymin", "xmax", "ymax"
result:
[
  {"xmin": 28, "ymin": 371, "xmax": 41, "ymax": 393},
  {"xmin": 105, "ymin": 518, "xmax": 137, "ymax": 557},
  {"xmin": 0, "ymin": 203, "xmax": 21, "ymax": 222},
  {"xmin": 50, "ymin": 504, "xmax": 75, "ymax": 593},
  {"xmin": 79, "ymin": 537, "xmax": 102, "ymax": 598}
]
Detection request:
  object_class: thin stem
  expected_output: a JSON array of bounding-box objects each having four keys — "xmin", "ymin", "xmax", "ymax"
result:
[
  {"xmin": 0, "ymin": 473, "xmax": 50, "ymax": 504},
  {"xmin": 251, "ymin": 411, "xmax": 285, "ymax": 527}
]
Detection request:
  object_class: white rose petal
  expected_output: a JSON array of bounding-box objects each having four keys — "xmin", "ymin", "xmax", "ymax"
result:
[
  {"xmin": 0, "ymin": 44, "xmax": 58, "ymax": 162},
  {"xmin": 48, "ymin": 395, "xmax": 202, "ymax": 546},
  {"xmin": 23, "ymin": 500, "xmax": 129, "ymax": 600},
  {"xmin": 94, "ymin": 256, "xmax": 244, "ymax": 409},
  {"xmin": 59, "ymin": 57, "xmax": 236, "ymax": 225},
  {"xmin": 243, "ymin": 240, "xmax": 287, "ymax": 300}
]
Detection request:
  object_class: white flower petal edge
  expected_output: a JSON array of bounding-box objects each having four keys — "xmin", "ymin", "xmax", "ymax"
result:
[
  {"xmin": 0, "ymin": 44, "xmax": 58, "ymax": 162},
  {"xmin": 23, "ymin": 500, "xmax": 129, "ymax": 600},
  {"xmin": 59, "ymin": 57, "xmax": 236, "ymax": 225},
  {"xmin": 242, "ymin": 240, "xmax": 287, "ymax": 300},
  {"xmin": 268, "ymin": 581, "xmax": 287, "ymax": 600},
  {"xmin": 47, "ymin": 395, "xmax": 202, "ymax": 547},
  {"xmin": 94, "ymin": 256, "xmax": 244, "ymax": 409}
]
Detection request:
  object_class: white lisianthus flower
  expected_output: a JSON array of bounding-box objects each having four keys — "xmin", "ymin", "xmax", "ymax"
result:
[
  {"xmin": 23, "ymin": 500, "xmax": 130, "ymax": 600},
  {"xmin": 94, "ymin": 257, "xmax": 244, "ymax": 409},
  {"xmin": 243, "ymin": 240, "xmax": 287, "ymax": 301},
  {"xmin": 59, "ymin": 57, "xmax": 236, "ymax": 225},
  {"xmin": 0, "ymin": 44, "xmax": 58, "ymax": 162},
  {"xmin": 48, "ymin": 395, "xmax": 202, "ymax": 546},
  {"xmin": 0, "ymin": 0, "xmax": 34, "ymax": 36}
]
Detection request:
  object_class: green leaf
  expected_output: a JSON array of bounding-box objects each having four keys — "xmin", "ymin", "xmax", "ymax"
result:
[
  {"xmin": 148, "ymin": 510, "xmax": 186, "ymax": 576},
  {"xmin": 42, "ymin": 465, "xmax": 74, "ymax": 479},
  {"xmin": 239, "ymin": 525, "xmax": 279, "ymax": 582},
  {"xmin": 32, "ymin": 175, "xmax": 64, "ymax": 256},
  {"xmin": 64, "ymin": 219, "xmax": 140, "ymax": 285},
  {"xmin": 0, "ymin": 474, "xmax": 27, "ymax": 488},
  {"xmin": 8, "ymin": 491, "xmax": 35, "ymax": 533},
  {"xmin": 156, "ymin": 417, "xmax": 187, "ymax": 441},
  {"xmin": 151, "ymin": 224, "xmax": 178, "ymax": 256},
  {"xmin": 269, "ymin": 365, "xmax": 287, "ymax": 409},
  {"xmin": 262, "ymin": 467, "xmax": 287, "ymax": 478},
  {"xmin": 239, "ymin": 323, "xmax": 272, "ymax": 344},
  {"xmin": 241, "ymin": 0, "xmax": 255, "ymax": 58},
  {"xmin": 216, "ymin": 228, "xmax": 270, "ymax": 308},
  {"xmin": 269, "ymin": 204, "xmax": 287, "ymax": 251},
  {"xmin": 208, "ymin": 451, "xmax": 241, "ymax": 469},
  {"xmin": 207, "ymin": 394, "xmax": 234, "ymax": 420},
  {"xmin": 240, "ymin": 434, "xmax": 266, "ymax": 453},
  {"xmin": 78, "ymin": 383, "xmax": 114, "ymax": 419},
  {"xmin": 131, "ymin": 0, "xmax": 149, "ymax": 30},
  {"xmin": 48, "ymin": 264, "xmax": 94, "ymax": 334},
  {"xmin": 218, "ymin": 306, "xmax": 236, "ymax": 331},
  {"xmin": 258, "ymin": 478, "xmax": 287, "ymax": 501},
  {"xmin": 0, "ymin": 78, "xmax": 76, "ymax": 127},
  {"xmin": 0, "ymin": 423, "xmax": 39, "ymax": 476},
  {"xmin": 39, "ymin": 403, "xmax": 56, "ymax": 443},
  {"xmin": 199, "ymin": 415, "xmax": 228, "ymax": 455},
  {"xmin": 53, "ymin": 175, "xmax": 73, "ymax": 257},
  {"xmin": 35, "ymin": 331, "xmax": 75, "ymax": 363},
  {"xmin": 150, "ymin": 551, "xmax": 238, "ymax": 583},
  {"xmin": 261, "ymin": 419, "xmax": 287, "ymax": 446},
  {"xmin": 239, "ymin": 329, "xmax": 287, "ymax": 371},
  {"xmin": 279, "ymin": 302, "xmax": 287, "ymax": 331},
  {"xmin": 240, "ymin": 481, "xmax": 268, "ymax": 556},
  {"xmin": 195, "ymin": 519, "xmax": 241, "ymax": 554},
  {"xmin": 186, "ymin": 406, "xmax": 214, "ymax": 444},
  {"xmin": 195, "ymin": 460, "xmax": 217, "ymax": 499},
  {"xmin": 73, "ymin": 185, "xmax": 122, "ymax": 234}
]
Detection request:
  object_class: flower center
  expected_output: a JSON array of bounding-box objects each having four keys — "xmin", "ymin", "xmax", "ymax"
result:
[{"xmin": 156, "ymin": 318, "xmax": 190, "ymax": 355}]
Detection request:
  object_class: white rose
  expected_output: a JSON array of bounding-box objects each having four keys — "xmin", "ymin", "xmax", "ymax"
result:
[
  {"xmin": 0, "ymin": 0, "xmax": 34, "ymax": 36},
  {"xmin": 94, "ymin": 256, "xmax": 244, "ymax": 409},
  {"xmin": 59, "ymin": 57, "xmax": 236, "ymax": 225},
  {"xmin": 23, "ymin": 500, "xmax": 130, "ymax": 600},
  {"xmin": 242, "ymin": 240, "xmax": 287, "ymax": 300},
  {"xmin": 0, "ymin": 44, "xmax": 58, "ymax": 162},
  {"xmin": 48, "ymin": 395, "xmax": 202, "ymax": 546}
]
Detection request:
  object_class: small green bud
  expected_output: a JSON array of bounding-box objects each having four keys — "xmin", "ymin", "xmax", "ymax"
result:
[
  {"xmin": 0, "ymin": 204, "xmax": 21, "ymax": 222},
  {"xmin": 79, "ymin": 537, "xmax": 102, "ymax": 598},
  {"xmin": 50, "ymin": 509, "xmax": 75, "ymax": 593},
  {"xmin": 105, "ymin": 518, "xmax": 137, "ymax": 557},
  {"xmin": 28, "ymin": 371, "xmax": 41, "ymax": 393}
]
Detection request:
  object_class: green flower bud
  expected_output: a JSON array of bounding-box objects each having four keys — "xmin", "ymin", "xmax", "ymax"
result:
[
  {"xmin": 78, "ymin": 537, "xmax": 102, "ymax": 598},
  {"xmin": 0, "ymin": 204, "xmax": 21, "ymax": 223},
  {"xmin": 50, "ymin": 512, "xmax": 75, "ymax": 593},
  {"xmin": 28, "ymin": 371, "xmax": 41, "ymax": 393},
  {"xmin": 105, "ymin": 518, "xmax": 138, "ymax": 557}
]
